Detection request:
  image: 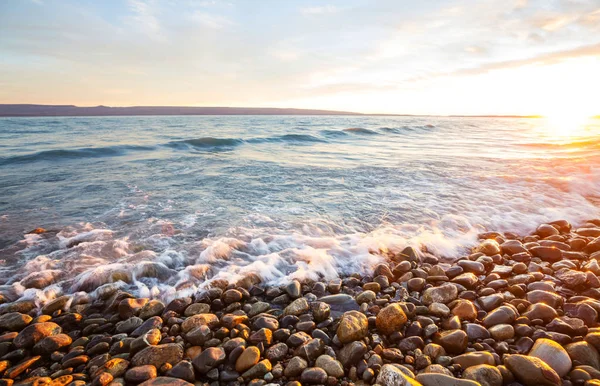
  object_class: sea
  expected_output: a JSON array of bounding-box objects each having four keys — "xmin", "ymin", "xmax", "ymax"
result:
[{"xmin": 1, "ymin": 115, "xmax": 599, "ymax": 302}]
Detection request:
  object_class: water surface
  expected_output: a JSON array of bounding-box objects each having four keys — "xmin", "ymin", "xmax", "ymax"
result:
[{"xmin": 1, "ymin": 115, "xmax": 599, "ymax": 300}]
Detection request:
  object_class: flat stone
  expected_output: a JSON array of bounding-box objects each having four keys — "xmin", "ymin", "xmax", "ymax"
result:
[
  {"xmin": 417, "ymin": 373, "xmax": 479, "ymax": 385},
  {"xmin": 462, "ymin": 365, "xmax": 503, "ymax": 386},
  {"xmin": 13, "ymin": 322, "xmax": 61, "ymax": 349},
  {"xmin": 33, "ymin": 333, "xmax": 72, "ymax": 355},
  {"xmin": 503, "ymin": 354, "xmax": 561, "ymax": 386},
  {"xmin": 378, "ymin": 364, "xmax": 420, "ymax": 385},
  {"xmin": 0, "ymin": 313, "xmax": 32, "ymax": 331},
  {"xmin": 501, "ymin": 240, "xmax": 527, "ymax": 255},
  {"xmin": 452, "ymin": 352, "xmax": 495, "ymax": 369},
  {"xmin": 464, "ymin": 323, "xmax": 491, "ymax": 341},
  {"xmin": 131, "ymin": 343, "xmax": 184, "ymax": 368},
  {"xmin": 452, "ymin": 273, "xmax": 478, "ymax": 288},
  {"xmin": 422, "ymin": 284, "xmax": 458, "ymax": 305},
  {"xmin": 180, "ymin": 314, "xmax": 219, "ymax": 333},
  {"xmin": 530, "ymin": 246, "xmax": 562, "ymax": 262},
  {"xmin": 529, "ymin": 338, "xmax": 572, "ymax": 377},
  {"xmin": 125, "ymin": 365, "xmax": 157, "ymax": 383},
  {"xmin": 482, "ymin": 305, "xmax": 517, "ymax": 327},
  {"xmin": 315, "ymin": 355, "xmax": 344, "ymax": 377},
  {"xmin": 5, "ymin": 355, "xmax": 41, "ymax": 378},
  {"xmin": 283, "ymin": 298, "xmax": 309, "ymax": 316},
  {"xmin": 183, "ymin": 303, "xmax": 210, "ymax": 317},
  {"xmin": 523, "ymin": 303, "xmax": 559, "ymax": 323}
]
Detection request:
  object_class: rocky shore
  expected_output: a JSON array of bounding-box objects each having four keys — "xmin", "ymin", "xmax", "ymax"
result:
[{"xmin": 2, "ymin": 219, "xmax": 600, "ymax": 385}]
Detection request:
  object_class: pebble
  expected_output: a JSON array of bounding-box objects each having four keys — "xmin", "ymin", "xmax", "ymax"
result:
[
  {"xmin": 131, "ymin": 343, "xmax": 183, "ymax": 368},
  {"xmin": 462, "ymin": 364, "xmax": 503, "ymax": 386},
  {"xmin": 124, "ymin": 365, "xmax": 157, "ymax": 383},
  {"xmin": 315, "ymin": 355, "xmax": 344, "ymax": 377},
  {"xmin": 504, "ymin": 354, "xmax": 561, "ymax": 386},
  {"xmin": 529, "ymin": 338, "xmax": 572, "ymax": 377},
  {"xmin": 235, "ymin": 346, "xmax": 260, "ymax": 372},
  {"xmin": 13, "ymin": 322, "xmax": 62, "ymax": 349},
  {"xmin": 336, "ymin": 311, "xmax": 368, "ymax": 343},
  {"xmin": 2, "ymin": 219, "xmax": 600, "ymax": 386},
  {"xmin": 377, "ymin": 364, "xmax": 420, "ymax": 385},
  {"xmin": 376, "ymin": 303, "xmax": 408, "ymax": 335},
  {"xmin": 416, "ymin": 373, "xmax": 480, "ymax": 385},
  {"xmin": 300, "ymin": 367, "xmax": 328, "ymax": 384}
]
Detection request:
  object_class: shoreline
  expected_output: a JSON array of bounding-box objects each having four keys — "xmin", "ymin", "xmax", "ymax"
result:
[{"xmin": 1, "ymin": 219, "xmax": 600, "ymax": 385}]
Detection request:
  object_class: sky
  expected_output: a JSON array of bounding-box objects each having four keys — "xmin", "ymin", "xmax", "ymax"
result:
[{"xmin": 0, "ymin": 0, "xmax": 599, "ymax": 115}]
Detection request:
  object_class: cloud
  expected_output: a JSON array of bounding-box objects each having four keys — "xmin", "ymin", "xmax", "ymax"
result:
[
  {"xmin": 1, "ymin": 0, "xmax": 599, "ymax": 114},
  {"xmin": 300, "ymin": 5, "xmax": 339, "ymax": 15},
  {"xmin": 410, "ymin": 41, "xmax": 600, "ymax": 82},
  {"xmin": 127, "ymin": 0, "xmax": 162, "ymax": 38}
]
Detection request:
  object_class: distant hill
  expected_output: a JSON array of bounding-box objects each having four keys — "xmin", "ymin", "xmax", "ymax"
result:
[{"xmin": 0, "ymin": 104, "xmax": 363, "ymax": 117}]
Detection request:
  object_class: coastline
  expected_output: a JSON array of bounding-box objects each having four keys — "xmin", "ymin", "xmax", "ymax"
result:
[{"xmin": 1, "ymin": 218, "xmax": 600, "ymax": 385}]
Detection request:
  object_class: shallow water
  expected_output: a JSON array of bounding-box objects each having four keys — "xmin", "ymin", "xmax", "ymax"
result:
[{"xmin": 1, "ymin": 115, "xmax": 599, "ymax": 302}]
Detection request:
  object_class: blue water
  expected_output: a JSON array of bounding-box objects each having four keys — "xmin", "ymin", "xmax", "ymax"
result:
[{"xmin": 1, "ymin": 115, "xmax": 599, "ymax": 300}]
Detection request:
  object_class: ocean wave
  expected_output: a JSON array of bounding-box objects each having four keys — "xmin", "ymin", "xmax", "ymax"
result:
[
  {"xmin": 0, "ymin": 134, "xmax": 333, "ymax": 165},
  {"xmin": 0, "ymin": 144, "xmax": 155, "ymax": 165},
  {"xmin": 320, "ymin": 129, "xmax": 350, "ymax": 137},
  {"xmin": 343, "ymin": 127, "xmax": 379, "ymax": 135},
  {"xmin": 3, "ymin": 202, "xmax": 599, "ymax": 305},
  {"xmin": 167, "ymin": 137, "xmax": 245, "ymax": 149},
  {"xmin": 250, "ymin": 134, "xmax": 327, "ymax": 143},
  {"xmin": 379, "ymin": 127, "xmax": 403, "ymax": 134}
]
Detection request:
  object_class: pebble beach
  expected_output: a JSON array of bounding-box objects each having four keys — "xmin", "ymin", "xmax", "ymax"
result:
[{"xmin": 2, "ymin": 219, "xmax": 600, "ymax": 386}]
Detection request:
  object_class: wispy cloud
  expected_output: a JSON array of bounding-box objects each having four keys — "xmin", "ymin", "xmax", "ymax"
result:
[
  {"xmin": 127, "ymin": 0, "xmax": 162, "ymax": 38},
  {"xmin": 407, "ymin": 41, "xmax": 600, "ymax": 82}
]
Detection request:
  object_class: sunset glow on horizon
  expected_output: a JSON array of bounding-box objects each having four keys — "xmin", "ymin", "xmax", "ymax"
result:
[{"xmin": 1, "ymin": 0, "xmax": 599, "ymax": 116}]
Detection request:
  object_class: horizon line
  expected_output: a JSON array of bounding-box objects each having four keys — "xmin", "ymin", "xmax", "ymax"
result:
[{"xmin": 0, "ymin": 104, "xmax": 597, "ymax": 119}]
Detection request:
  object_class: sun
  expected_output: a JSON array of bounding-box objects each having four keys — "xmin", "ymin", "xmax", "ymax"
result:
[{"xmin": 543, "ymin": 107, "xmax": 594, "ymax": 138}]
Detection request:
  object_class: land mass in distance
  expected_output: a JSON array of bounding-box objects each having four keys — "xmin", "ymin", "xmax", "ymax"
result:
[{"xmin": 0, "ymin": 104, "xmax": 594, "ymax": 118}]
